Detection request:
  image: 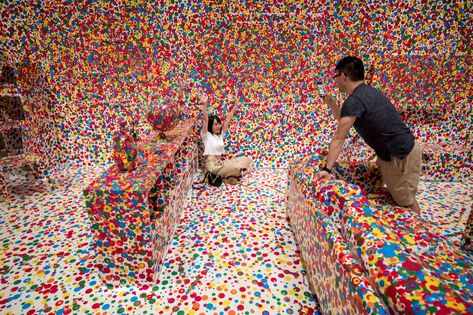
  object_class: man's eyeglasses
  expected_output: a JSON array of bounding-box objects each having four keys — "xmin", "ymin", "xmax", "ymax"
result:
[{"xmin": 332, "ymin": 72, "xmax": 343, "ymax": 79}]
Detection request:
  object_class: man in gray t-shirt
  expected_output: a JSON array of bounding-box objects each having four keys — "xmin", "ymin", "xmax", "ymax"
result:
[{"xmin": 316, "ymin": 56, "xmax": 422, "ymax": 214}]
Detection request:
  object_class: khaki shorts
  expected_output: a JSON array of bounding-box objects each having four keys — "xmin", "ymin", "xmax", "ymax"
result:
[
  {"xmin": 377, "ymin": 142, "xmax": 422, "ymax": 207},
  {"xmin": 205, "ymin": 156, "xmax": 252, "ymax": 178}
]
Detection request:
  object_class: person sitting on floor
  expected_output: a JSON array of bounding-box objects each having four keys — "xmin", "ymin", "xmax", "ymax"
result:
[{"xmin": 198, "ymin": 90, "xmax": 252, "ymax": 185}]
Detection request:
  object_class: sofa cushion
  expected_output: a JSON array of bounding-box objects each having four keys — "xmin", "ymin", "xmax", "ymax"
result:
[{"xmin": 341, "ymin": 200, "xmax": 473, "ymax": 313}]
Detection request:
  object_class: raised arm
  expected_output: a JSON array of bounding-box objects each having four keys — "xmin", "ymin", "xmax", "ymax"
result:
[
  {"xmin": 198, "ymin": 91, "xmax": 209, "ymax": 134},
  {"xmin": 322, "ymin": 94, "xmax": 341, "ymax": 121},
  {"xmin": 221, "ymin": 94, "xmax": 239, "ymax": 135}
]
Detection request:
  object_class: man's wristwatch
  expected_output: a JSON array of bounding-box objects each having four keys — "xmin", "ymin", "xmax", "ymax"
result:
[{"xmin": 321, "ymin": 166, "xmax": 332, "ymax": 174}]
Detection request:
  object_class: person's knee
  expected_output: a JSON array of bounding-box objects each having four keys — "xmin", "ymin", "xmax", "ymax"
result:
[
  {"xmin": 391, "ymin": 192, "xmax": 414, "ymax": 208},
  {"xmin": 242, "ymin": 157, "xmax": 252, "ymax": 169},
  {"xmin": 384, "ymin": 175, "xmax": 419, "ymax": 208}
]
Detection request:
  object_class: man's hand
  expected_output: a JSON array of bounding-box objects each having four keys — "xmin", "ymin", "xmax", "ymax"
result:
[
  {"xmin": 321, "ymin": 93, "xmax": 334, "ymax": 105},
  {"xmin": 322, "ymin": 94, "xmax": 338, "ymax": 110},
  {"xmin": 315, "ymin": 170, "xmax": 332, "ymax": 180},
  {"xmin": 322, "ymin": 94, "xmax": 341, "ymax": 120}
]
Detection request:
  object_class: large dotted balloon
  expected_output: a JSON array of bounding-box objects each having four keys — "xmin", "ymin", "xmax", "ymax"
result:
[{"xmin": 146, "ymin": 100, "xmax": 180, "ymax": 139}]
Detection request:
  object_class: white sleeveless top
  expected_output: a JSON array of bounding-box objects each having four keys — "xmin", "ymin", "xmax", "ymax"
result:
[{"xmin": 202, "ymin": 131, "xmax": 225, "ymax": 155}]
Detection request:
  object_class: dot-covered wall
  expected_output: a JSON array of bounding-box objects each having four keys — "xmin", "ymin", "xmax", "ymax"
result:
[{"xmin": 1, "ymin": 0, "xmax": 471, "ymax": 170}]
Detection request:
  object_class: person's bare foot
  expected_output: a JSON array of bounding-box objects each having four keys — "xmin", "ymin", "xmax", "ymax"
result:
[
  {"xmin": 223, "ymin": 177, "xmax": 238, "ymax": 185},
  {"xmin": 240, "ymin": 168, "xmax": 249, "ymax": 176}
]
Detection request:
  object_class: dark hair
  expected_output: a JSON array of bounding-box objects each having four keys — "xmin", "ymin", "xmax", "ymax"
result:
[
  {"xmin": 335, "ymin": 56, "xmax": 365, "ymax": 81},
  {"xmin": 208, "ymin": 114, "xmax": 222, "ymax": 135}
]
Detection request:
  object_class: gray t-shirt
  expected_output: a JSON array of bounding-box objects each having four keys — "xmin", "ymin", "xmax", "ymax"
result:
[{"xmin": 340, "ymin": 83, "xmax": 415, "ymax": 161}]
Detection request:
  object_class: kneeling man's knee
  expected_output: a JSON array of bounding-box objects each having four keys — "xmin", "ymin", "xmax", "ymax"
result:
[{"xmin": 391, "ymin": 192, "xmax": 414, "ymax": 207}]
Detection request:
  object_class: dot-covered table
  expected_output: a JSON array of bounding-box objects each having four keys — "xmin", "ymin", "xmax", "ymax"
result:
[{"xmin": 83, "ymin": 119, "xmax": 198, "ymax": 286}]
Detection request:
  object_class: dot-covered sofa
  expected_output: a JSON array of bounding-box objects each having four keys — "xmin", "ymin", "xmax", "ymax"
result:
[{"xmin": 287, "ymin": 156, "xmax": 473, "ymax": 314}]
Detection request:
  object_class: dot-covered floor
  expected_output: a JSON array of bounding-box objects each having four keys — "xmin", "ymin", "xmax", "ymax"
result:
[
  {"xmin": 1, "ymin": 167, "xmax": 471, "ymax": 314},
  {"xmin": 0, "ymin": 167, "xmax": 318, "ymax": 315}
]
